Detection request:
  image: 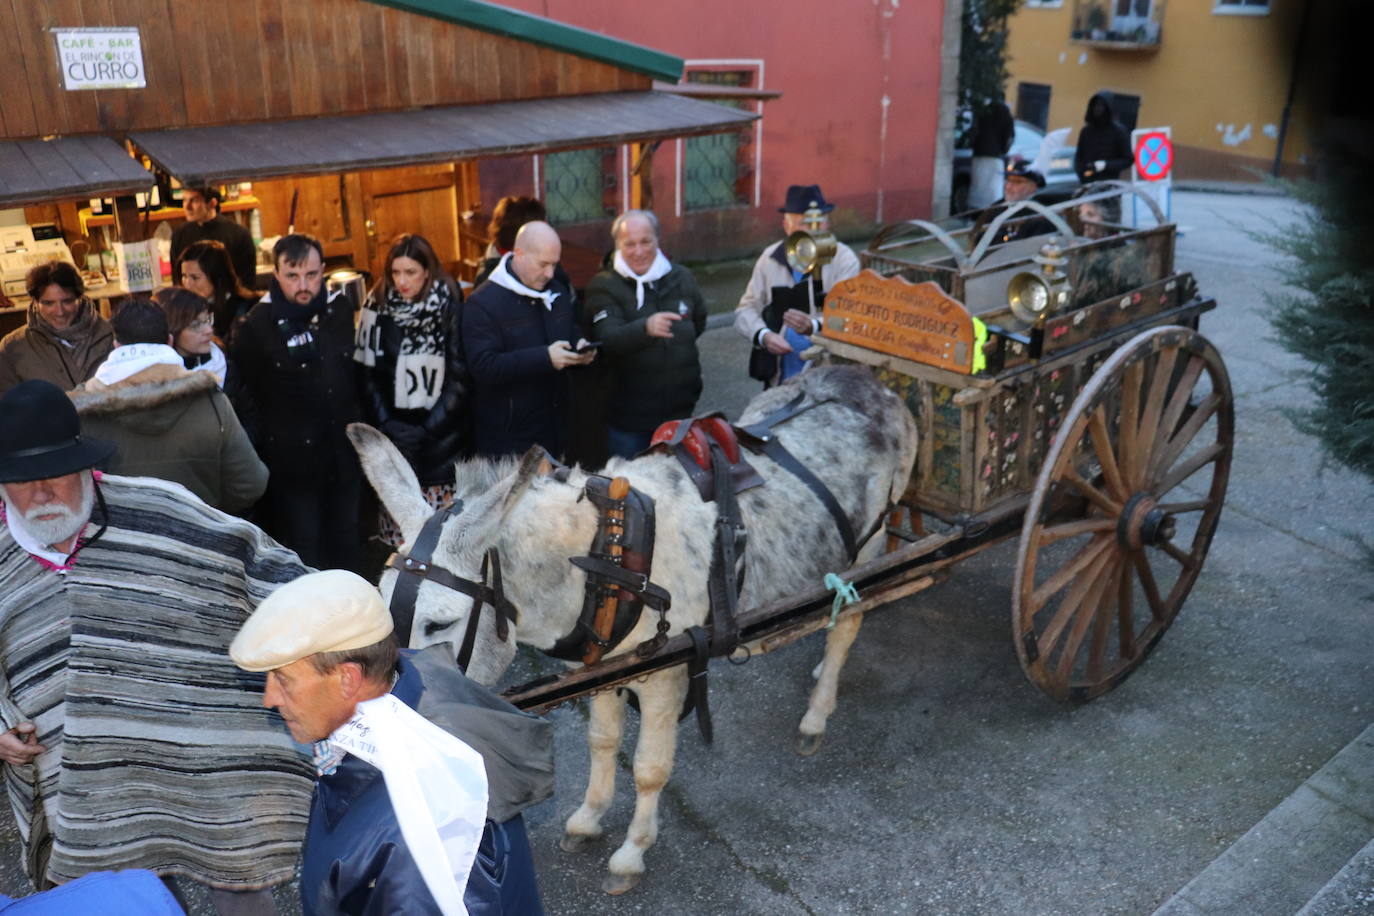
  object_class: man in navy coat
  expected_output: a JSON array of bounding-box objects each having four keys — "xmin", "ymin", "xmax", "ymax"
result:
[{"xmin": 461, "ymin": 221, "xmax": 595, "ymax": 458}]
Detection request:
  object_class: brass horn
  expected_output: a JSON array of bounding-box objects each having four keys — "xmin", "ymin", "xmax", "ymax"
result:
[{"xmin": 784, "ymin": 206, "xmax": 837, "ymax": 275}]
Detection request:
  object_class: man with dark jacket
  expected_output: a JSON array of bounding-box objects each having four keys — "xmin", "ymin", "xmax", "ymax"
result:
[
  {"xmin": 587, "ymin": 210, "xmax": 707, "ymax": 459},
  {"xmin": 231, "ymin": 234, "xmax": 362, "ymax": 569},
  {"xmin": 170, "ymin": 187, "xmax": 258, "ymax": 290},
  {"xmin": 1074, "ymin": 92, "xmax": 1133, "ymax": 184},
  {"xmin": 70, "ymin": 298, "xmax": 266, "ymax": 513},
  {"xmin": 461, "ymin": 221, "xmax": 595, "ymax": 459},
  {"xmin": 231, "ymin": 571, "xmax": 551, "ymax": 916}
]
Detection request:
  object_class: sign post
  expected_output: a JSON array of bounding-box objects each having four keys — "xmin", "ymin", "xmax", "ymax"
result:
[{"xmin": 1130, "ymin": 127, "xmax": 1172, "ymax": 227}]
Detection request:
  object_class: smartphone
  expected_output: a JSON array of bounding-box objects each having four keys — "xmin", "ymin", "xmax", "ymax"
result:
[{"xmin": 572, "ymin": 341, "xmax": 603, "ymax": 354}]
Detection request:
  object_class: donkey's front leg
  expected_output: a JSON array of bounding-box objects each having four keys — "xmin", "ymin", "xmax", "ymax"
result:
[
  {"xmin": 796, "ymin": 611, "xmax": 864, "ymax": 756},
  {"xmin": 562, "ymin": 688, "xmax": 626, "ymax": 853},
  {"xmin": 603, "ymin": 666, "xmax": 687, "ymax": 895}
]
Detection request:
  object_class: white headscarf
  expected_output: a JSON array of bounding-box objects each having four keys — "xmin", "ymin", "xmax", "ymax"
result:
[
  {"xmin": 612, "ymin": 249, "xmax": 672, "ymax": 310},
  {"xmin": 488, "ymin": 253, "xmax": 560, "ymax": 311}
]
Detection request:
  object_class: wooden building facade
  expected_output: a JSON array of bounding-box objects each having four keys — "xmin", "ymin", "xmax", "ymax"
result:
[{"xmin": 0, "ymin": 0, "xmax": 755, "ymax": 290}]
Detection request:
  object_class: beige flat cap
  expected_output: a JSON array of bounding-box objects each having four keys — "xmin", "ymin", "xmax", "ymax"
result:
[{"xmin": 230, "ymin": 569, "xmax": 395, "ymax": 672}]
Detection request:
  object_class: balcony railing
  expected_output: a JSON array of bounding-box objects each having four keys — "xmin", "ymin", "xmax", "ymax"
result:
[{"xmin": 1070, "ymin": 0, "xmax": 1165, "ymax": 49}]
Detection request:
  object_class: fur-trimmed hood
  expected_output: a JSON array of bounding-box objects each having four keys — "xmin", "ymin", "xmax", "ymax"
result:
[{"xmin": 70, "ymin": 364, "xmax": 219, "ymax": 432}]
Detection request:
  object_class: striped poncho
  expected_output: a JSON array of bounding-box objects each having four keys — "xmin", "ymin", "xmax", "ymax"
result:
[{"xmin": 0, "ymin": 475, "xmax": 314, "ymax": 889}]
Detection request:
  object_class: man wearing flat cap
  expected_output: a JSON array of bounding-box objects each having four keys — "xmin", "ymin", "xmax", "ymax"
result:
[
  {"xmin": 0, "ymin": 379, "xmax": 312, "ymax": 914},
  {"xmin": 734, "ymin": 184, "xmax": 861, "ymax": 388},
  {"xmin": 231, "ymin": 570, "xmax": 552, "ymax": 916}
]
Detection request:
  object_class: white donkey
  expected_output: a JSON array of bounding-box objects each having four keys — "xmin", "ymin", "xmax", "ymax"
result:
[{"xmin": 349, "ymin": 364, "xmax": 917, "ymax": 894}]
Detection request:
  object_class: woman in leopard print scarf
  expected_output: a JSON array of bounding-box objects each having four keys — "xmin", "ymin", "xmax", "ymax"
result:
[{"xmin": 355, "ymin": 234, "xmax": 471, "ymax": 545}]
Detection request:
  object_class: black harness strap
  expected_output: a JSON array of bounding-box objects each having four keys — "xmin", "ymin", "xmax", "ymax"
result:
[
  {"xmin": 705, "ymin": 441, "xmax": 744, "ymax": 656},
  {"xmin": 386, "ymin": 501, "xmax": 462, "ymax": 645},
  {"xmin": 737, "ymin": 392, "xmax": 860, "ymax": 562}
]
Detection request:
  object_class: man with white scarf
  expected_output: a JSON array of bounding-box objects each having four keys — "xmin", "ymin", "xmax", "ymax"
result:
[
  {"xmin": 68, "ymin": 298, "xmax": 266, "ymax": 512},
  {"xmin": 461, "ymin": 221, "xmax": 594, "ymax": 459},
  {"xmin": 586, "ymin": 210, "xmax": 707, "ymax": 459},
  {"xmin": 230, "ymin": 570, "xmax": 552, "ymax": 916}
]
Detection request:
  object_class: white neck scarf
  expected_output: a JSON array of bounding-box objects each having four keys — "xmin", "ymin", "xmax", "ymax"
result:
[
  {"xmin": 489, "ymin": 254, "xmax": 559, "ymax": 311},
  {"xmin": 93, "ymin": 343, "xmax": 185, "ymax": 386},
  {"xmin": 326, "ymin": 693, "xmax": 488, "ymax": 916},
  {"xmin": 613, "ymin": 249, "xmax": 672, "ymax": 310}
]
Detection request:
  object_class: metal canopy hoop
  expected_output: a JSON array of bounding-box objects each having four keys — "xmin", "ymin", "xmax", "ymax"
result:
[
  {"xmin": 966, "ymin": 199, "xmax": 1077, "ymax": 269},
  {"xmin": 869, "ymin": 219, "xmax": 970, "ymax": 270},
  {"xmin": 1011, "ymin": 325, "xmax": 1234, "ymax": 702}
]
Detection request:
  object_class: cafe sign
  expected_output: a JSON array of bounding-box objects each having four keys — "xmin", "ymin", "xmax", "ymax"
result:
[{"xmin": 53, "ymin": 28, "xmax": 145, "ymax": 90}]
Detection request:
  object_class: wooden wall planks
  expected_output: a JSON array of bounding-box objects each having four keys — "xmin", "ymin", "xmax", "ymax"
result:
[{"xmin": 0, "ymin": 0, "xmax": 650, "ymax": 139}]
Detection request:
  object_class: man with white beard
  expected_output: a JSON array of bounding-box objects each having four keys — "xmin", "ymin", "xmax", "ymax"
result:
[{"xmin": 0, "ymin": 379, "xmax": 313, "ymax": 915}]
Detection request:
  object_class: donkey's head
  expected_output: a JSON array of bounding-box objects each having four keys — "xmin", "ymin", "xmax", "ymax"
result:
[{"xmin": 347, "ymin": 424, "xmax": 554, "ymax": 685}]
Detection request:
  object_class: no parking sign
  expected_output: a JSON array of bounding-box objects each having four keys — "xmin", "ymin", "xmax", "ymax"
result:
[
  {"xmin": 1130, "ymin": 126, "xmax": 1172, "ymax": 226},
  {"xmin": 1135, "ymin": 130, "xmax": 1173, "ymax": 182}
]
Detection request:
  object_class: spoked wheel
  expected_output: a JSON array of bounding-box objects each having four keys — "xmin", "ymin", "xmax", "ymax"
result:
[{"xmin": 1013, "ymin": 326, "xmax": 1234, "ymax": 701}]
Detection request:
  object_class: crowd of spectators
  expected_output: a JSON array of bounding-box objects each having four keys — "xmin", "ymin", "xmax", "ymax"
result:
[{"xmin": 0, "ymin": 192, "xmax": 732, "ymax": 572}]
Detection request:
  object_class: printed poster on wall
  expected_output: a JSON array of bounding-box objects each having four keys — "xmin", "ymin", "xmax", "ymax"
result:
[{"xmin": 52, "ymin": 28, "xmax": 146, "ymax": 90}]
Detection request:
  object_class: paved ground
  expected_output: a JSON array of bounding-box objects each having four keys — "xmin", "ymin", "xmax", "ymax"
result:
[{"xmin": 4, "ymin": 190, "xmax": 1371, "ymax": 915}]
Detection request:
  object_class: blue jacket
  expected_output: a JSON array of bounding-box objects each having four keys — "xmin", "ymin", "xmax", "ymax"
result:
[
  {"xmin": 460, "ymin": 275, "xmax": 577, "ymax": 459},
  {"xmin": 300, "ymin": 655, "xmax": 545, "ymax": 916}
]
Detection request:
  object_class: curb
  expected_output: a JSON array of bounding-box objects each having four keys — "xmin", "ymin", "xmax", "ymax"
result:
[{"xmin": 1152, "ymin": 722, "xmax": 1374, "ymax": 915}]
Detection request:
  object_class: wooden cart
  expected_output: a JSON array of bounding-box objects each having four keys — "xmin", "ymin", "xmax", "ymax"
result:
[{"xmin": 507, "ymin": 187, "xmax": 1233, "ymax": 710}]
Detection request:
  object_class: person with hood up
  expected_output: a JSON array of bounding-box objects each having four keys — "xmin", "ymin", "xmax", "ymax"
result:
[
  {"xmin": 0, "ymin": 261, "xmax": 113, "ymax": 396},
  {"xmin": 1074, "ymin": 92, "xmax": 1133, "ymax": 184},
  {"xmin": 69, "ymin": 298, "xmax": 266, "ymax": 513}
]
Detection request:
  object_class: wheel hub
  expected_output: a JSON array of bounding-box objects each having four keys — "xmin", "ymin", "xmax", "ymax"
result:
[{"xmin": 1117, "ymin": 492, "xmax": 1174, "ymax": 551}]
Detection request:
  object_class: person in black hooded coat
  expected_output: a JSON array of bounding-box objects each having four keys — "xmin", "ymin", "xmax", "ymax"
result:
[{"xmin": 1074, "ymin": 92, "xmax": 1133, "ymax": 184}]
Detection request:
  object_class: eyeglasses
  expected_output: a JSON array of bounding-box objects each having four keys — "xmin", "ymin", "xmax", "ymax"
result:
[{"xmin": 188, "ymin": 317, "xmax": 214, "ymax": 331}]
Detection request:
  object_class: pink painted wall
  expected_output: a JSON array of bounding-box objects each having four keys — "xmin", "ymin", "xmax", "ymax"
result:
[{"xmin": 486, "ymin": 0, "xmax": 946, "ymax": 262}]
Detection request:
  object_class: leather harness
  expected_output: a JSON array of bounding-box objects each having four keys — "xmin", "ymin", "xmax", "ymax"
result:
[{"xmin": 383, "ymin": 392, "xmax": 882, "ymax": 742}]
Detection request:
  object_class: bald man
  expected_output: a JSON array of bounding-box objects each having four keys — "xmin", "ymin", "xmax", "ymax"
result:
[{"xmin": 461, "ymin": 221, "xmax": 595, "ymax": 458}]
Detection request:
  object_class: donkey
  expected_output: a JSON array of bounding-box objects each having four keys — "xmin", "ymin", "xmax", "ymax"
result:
[{"xmin": 349, "ymin": 364, "xmax": 917, "ymax": 894}]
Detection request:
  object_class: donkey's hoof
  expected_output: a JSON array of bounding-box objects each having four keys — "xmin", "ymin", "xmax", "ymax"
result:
[
  {"xmin": 602, "ymin": 872, "xmax": 642, "ymax": 895},
  {"xmin": 560, "ymin": 833, "xmax": 598, "ymax": 854},
  {"xmin": 795, "ymin": 731, "xmax": 825, "ymax": 756}
]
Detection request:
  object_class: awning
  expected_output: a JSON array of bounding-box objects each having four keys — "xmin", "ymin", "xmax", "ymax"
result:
[
  {"xmin": 0, "ymin": 136, "xmax": 154, "ymax": 209},
  {"xmin": 131, "ymin": 91, "xmax": 758, "ymax": 186}
]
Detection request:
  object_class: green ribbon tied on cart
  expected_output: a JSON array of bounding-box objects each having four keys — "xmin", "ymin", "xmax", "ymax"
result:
[
  {"xmin": 823, "ymin": 573, "xmax": 860, "ymax": 629},
  {"xmin": 972, "ymin": 316, "xmax": 989, "ymax": 374}
]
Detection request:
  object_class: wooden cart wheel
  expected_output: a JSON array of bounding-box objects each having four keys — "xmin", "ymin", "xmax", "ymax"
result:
[{"xmin": 1012, "ymin": 326, "xmax": 1233, "ymax": 701}]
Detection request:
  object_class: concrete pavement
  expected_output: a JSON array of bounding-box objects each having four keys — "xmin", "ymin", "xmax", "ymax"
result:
[{"xmin": 517, "ymin": 190, "xmax": 1374, "ymax": 915}]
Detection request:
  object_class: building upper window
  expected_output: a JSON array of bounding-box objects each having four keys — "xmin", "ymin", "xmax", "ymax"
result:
[
  {"xmin": 1024, "ymin": 0, "xmax": 1065, "ymax": 8},
  {"xmin": 682, "ymin": 70, "xmax": 755, "ymax": 212},
  {"xmin": 1213, "ymin": 0, "xmax": 1268, "ymax": 14}
]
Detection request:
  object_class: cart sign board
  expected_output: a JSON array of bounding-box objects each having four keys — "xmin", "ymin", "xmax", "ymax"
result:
[
  {"xmin": 822, "ymin": 270, "xmax": 977, "ymax": 372},
  {"xmin": 1133, "ymin": 127, "xmax": 1172, "ymax": 183},
  {"xmin": 53, "ymin": 28, "xmax": 146, "ymax": 90}
]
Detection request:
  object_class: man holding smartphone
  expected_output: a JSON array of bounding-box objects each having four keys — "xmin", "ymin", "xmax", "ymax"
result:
[
  {"xmin": 462, "ymin": 221, "xmax": 595, "ymax": 459},
  {"xmin": 586, "ymin": 209, "xmax": 708, "ymax": 460}
]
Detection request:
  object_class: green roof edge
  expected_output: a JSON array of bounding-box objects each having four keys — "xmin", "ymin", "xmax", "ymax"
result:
[{"xmin": 364, "ymin": 0, "xmax": 684, "ymax": 83}]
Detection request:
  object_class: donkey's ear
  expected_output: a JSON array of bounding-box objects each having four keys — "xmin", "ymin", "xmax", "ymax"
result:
[
  {"xmin": 502, "ymin": 445, "xmax": 551, "ymax": 512},
  {"xmin": 347, "ymin": 423, "xmax": 430, "ymax": 539}
]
